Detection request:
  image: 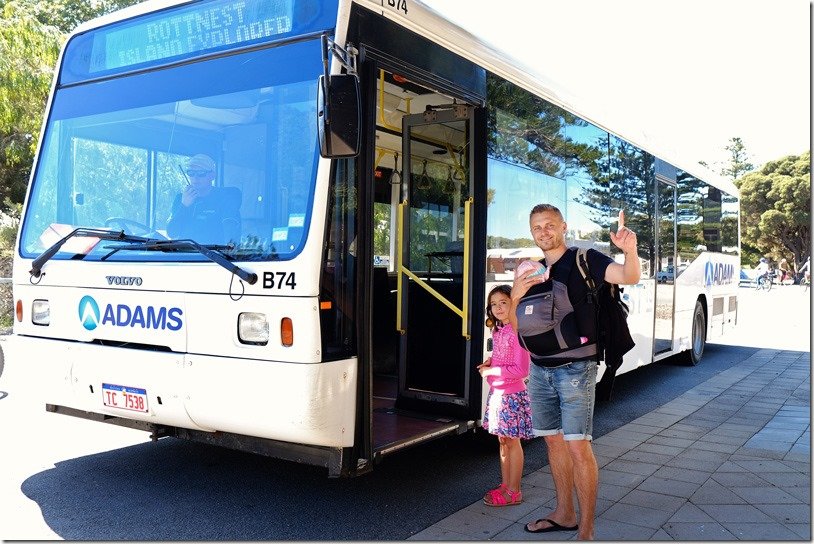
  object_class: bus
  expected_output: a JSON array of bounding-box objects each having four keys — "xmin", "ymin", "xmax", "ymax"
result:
[{"xmin": 10, "ymin": 0, "xmax": 740, "ymax": 477}]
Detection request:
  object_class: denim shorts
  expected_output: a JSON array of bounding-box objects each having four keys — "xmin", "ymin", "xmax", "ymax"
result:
[{"xmin": 528, "ymin": 359, "xmax": 597, "ymax": 441}]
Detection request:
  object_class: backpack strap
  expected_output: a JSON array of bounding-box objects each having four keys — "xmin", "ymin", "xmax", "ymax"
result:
[
  {"xmin": 576, "ymin": 248, "xmax": 602, "ymax": 364},
  {"xmin": 576, "ymin": 248, "xmax": 597, "ymax": 298}
]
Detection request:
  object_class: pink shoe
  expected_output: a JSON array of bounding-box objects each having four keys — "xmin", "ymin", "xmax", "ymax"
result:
[{"xmin": 483, "ymin": 485, "xmax": 523, "ymax": 507}]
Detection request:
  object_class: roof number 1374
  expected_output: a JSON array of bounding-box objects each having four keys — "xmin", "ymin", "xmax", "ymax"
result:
[
  {"xmin": 387, "ymin": 0, "xmax": 408, "ymax": 15},
  {"xmin": 262, "ymin": 272, "xmax": 297, "ymax": 290}
]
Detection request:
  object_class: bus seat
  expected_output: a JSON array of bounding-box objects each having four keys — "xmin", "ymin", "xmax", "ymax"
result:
[
  {"xmin": 222, "ymin": 186, "xmax": 242, "ymax": 210},
  {"xmin": 446, "ymin": 240, "xmax": 463, "ymax": 275}
]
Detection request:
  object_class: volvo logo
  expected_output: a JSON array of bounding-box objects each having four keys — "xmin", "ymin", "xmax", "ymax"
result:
[
  {"xmin": 106, "ymin": 276, "xmax": 142, "ymax": 286},
  {"xmin": 78, "ymin": 295, "xmax": 101, "ymax": 331}
]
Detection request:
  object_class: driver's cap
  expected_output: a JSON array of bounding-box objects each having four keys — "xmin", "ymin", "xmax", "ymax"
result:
[{"xmin": 188, "ymin": 154, "xmax": 215, "ymax": 172}]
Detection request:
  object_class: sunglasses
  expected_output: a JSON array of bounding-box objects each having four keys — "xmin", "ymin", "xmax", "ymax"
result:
[{"xmin": 186, "ymin": 169, "xmax": 212, "ymax": 177}]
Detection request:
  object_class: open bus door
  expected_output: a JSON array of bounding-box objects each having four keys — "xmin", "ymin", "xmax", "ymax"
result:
[
  {"xmin": 396, "ymin": 105, "xmax": 476, "ymax": 418},
  {"xmin": 367, "ymin": 70, "xmax": 483, "ymax": 462}
]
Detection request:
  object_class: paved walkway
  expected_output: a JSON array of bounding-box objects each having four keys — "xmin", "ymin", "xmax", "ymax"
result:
[{"xmin": 410, "ymin": 348, "xmax": 810, "ymax": 540}]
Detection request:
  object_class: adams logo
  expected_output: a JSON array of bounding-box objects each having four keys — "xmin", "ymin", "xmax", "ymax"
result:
[
  {"xmin": 78, "ymin": 295, "xmax": 183, "ymax": 332},
  {"xmin": 704, "ymin": 261, "xmax": 735, "ymax": 287},
  {"xmin": 78, "ymin": 296, "xmax": 101, "ymax": 331}
]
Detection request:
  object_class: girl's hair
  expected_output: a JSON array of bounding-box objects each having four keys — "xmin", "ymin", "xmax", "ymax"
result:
[{"xmin": 485, "ymin": 284, "xmax": 512, "ymax": 330}]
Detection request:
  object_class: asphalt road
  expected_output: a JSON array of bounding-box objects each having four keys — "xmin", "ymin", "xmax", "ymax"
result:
[{"xmin": 0, "ymin": 285, "xmax": 808, "ymax": 540}]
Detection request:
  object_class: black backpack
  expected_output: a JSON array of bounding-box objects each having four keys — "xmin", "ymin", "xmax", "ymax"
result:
[{"xmin": 575, "ymin": 248, "xmax": 635, "ymax": 401}]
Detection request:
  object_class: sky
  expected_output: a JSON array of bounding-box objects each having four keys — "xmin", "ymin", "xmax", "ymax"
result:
[{"xmin": 422, "ymin": 0, "xmax": 810, "ymax": 176}]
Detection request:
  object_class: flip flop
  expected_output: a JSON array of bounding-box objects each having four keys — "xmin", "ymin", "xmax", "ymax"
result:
[{"xmin": 524, "ymin": 518, "xmax": 579, "ymax": 533}]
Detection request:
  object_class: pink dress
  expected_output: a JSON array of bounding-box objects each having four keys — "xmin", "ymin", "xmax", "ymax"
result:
[{"xmin": 482, "ymin": 323, "xmax": 534, "ymax": 438}]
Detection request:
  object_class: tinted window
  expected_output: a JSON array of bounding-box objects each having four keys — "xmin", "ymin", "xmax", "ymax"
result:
[
  {"xmin": 677, "ymin": 169, "xmax": 704, "ymax": 265},
  {"xmin": 485, "ymin": 75, "xmax": 611, "ymax": 277},
  {"xmin": 609, "ymin": 136, "xmax": 655, "ymax": 278}
]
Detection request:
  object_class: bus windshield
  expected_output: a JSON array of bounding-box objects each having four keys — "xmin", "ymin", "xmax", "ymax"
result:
[{"xmin": 20, "ymin": 37, "xmax": 324, "ymax": 263}]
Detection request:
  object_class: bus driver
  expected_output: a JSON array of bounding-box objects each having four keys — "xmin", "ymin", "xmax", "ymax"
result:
[{"xmin": 167, "ymin": 153, "xmax": 241, "ymax": 245}]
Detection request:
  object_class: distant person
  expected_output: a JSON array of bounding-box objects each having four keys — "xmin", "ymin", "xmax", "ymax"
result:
[
  {"xmin": 755, "ymin": 257, "xmax": 770, "ymax": 284},
  {"xmin": 799, "ymin": 257, "xmax": 810, "ymax": 286},
  {"xmin": 478, "ymin": 284, "xmax": 533, "ymax": 507},
  {"xmin": 167, "ymin": 154, "xmax": 241, "ymax": 245},
  {"xmin": 777, "ymin": 258, "xmax": 789, "ymax": 283}
]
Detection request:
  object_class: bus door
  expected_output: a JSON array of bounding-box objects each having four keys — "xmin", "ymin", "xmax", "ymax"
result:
[
  {"xmin": 395, "ymin": 105, "xmax": 475, "ymax": 418},
  {"xmin": 654, "ymin": 179, "xmax": 677, "ymax": 354}
]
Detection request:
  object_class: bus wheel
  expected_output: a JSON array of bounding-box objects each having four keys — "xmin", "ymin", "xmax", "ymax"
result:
[{"xmin": 686, "ymin": 300, "xmax": 706, "ymax": 366}]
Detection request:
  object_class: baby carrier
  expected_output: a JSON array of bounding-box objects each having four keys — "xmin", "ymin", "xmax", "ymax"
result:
[{"xmin": 515, "ymin": 247, "xmax": 598, "ymax": 366}]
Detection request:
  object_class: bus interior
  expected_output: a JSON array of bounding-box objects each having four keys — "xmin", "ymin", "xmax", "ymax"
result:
[{"xmin": 369, "ymin": 68, "xmax": 480, "ymax": 457}]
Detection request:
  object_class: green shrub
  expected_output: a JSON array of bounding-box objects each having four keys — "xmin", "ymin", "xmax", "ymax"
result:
[{"xmin": 0, "ymin": 226, "xmax": 17, "ymax": 251}]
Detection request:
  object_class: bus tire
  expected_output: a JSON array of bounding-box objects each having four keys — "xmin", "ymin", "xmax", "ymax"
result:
[{"xmin": 686, "ymin": 300, "xmax": 706, "ymax": 366}]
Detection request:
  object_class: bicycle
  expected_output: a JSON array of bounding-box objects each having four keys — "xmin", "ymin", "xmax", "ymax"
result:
[{"xmin": 755, "ymin": 270, "xmax": 774, "ymax": 291}]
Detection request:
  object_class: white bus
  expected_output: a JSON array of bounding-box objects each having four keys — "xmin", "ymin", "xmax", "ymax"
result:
[{"xmin": 10, "ymin": 0, "xmax": 740, "ymax": 476}]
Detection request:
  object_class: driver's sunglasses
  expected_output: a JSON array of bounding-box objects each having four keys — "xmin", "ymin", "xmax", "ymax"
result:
[{"xmin": 186, "ymin": 169, "xmax": 212, "ymax": 177}]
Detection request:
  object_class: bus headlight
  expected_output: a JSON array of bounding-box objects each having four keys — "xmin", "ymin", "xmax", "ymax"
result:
[
  {"xmin": 238, "ymin": 312, "xmax": 269, "ymax": 345},
  {"xmin": 32, "ymin": 299, "xmax": 50, "ymax": 326}
]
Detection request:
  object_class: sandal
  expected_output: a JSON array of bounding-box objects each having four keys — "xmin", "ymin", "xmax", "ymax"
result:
[
  {"xmin": 483, "ymin": 485, "xmax": 522, "ymax": 507},
  {"xmin": 482, "ymin": 483, "xmax": 505, "ymax": 502}
]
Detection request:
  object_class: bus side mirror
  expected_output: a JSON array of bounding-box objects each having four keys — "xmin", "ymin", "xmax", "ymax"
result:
[{"xmin": 317, "ymin": 74, "xmax": 361, "ymax": 158}]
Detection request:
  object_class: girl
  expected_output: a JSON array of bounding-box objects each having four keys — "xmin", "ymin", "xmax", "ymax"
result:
[{"xmin": 478, "ymin": 284, "xmax": 534, "ymax": 507}]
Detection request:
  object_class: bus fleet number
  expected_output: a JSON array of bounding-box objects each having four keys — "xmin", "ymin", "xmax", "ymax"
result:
[
  {"xmin": 262, "ymin": 272, "xmax": 297, "ymax": 290},
  {"xmin": 386, "ymin": 0, "xmax": 408, "ymax": 15}
]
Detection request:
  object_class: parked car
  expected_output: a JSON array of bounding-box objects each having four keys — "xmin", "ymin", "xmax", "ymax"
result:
[
  {"xmin": 740, "ymin": 269, "xmax": 755, "ymax": 286},
  {"xmin": 656, "ymin": 267, "xmax": 674, "ymax": 282},
  {"xmin": 656, "ymin": 264, "xmax": 687, "ymax": 283}
]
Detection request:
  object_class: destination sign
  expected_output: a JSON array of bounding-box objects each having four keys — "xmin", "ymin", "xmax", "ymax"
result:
[{"xmin": 89, "ymin": 0, "xmax": 295, "ymax": 73}]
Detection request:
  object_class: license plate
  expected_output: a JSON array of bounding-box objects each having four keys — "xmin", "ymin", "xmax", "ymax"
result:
[{"xmin": 102, "ymin": 383, "xmax": 149, "ymax": 413}]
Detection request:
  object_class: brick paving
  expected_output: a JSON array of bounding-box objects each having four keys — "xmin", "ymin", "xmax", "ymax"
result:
[{"xmin": 410, "ymin": 348, "xmax": 810, "ymax": 541}]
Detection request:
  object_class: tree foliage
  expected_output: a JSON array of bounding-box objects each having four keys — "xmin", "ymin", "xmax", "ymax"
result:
[
  {"xmin": 737, "ymin": 151, "xmax": 810, "ymax": 269},
  {"xmin": 4, "ymin": 0, "xmax": 143, "ymax": 34},
  {"xmin": 0, "ymin": 1, "xmax": 61, "ymax": 215},
  {"xmin": 720, "ymin": 137, "xmax": 755, "ymax": 182},
  {"xmin": 0, "ymin": 0, "xmax": 143, "ymax": 217},
  {"xmin": 699, "ymin": 136, "xmax": 755, "ymax": 184}
]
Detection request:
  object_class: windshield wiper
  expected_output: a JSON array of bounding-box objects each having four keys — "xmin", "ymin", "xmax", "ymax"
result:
[
  {"xmin": 30, "ymin": 227, "xmax": 155, "ymax": 278},
  {"xmin": 105, "ymin": 239, "xmax": 258, "ymax": 285}
]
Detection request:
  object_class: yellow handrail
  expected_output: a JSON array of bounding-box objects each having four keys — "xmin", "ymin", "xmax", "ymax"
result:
[
  {"xmin": 396, "ymin": 199, "xmax": 472, "ymax": 339},
  {"xmin": 379, "ymin": 69, "xmax": 412, "ymax": 133},
  {"xmin": 396, "ymin": 201, "xmax": 405, "ymax": 334},
  {"xmin": 462, "ymin": 197, "xmax": 472, "ymax": 338}
]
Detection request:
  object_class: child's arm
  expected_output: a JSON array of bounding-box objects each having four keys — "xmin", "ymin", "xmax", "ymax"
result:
[{"xmin": 476, "ymin": 357, "xmax": 496, "ymax": 377}]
